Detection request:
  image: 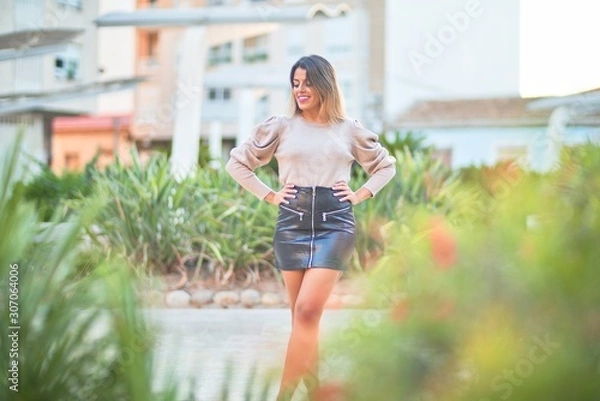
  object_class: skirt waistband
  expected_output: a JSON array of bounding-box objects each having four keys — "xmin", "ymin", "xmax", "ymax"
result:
[{"xmin": 283, "ymin": 185, "xmax": 352, "ymax": 214}]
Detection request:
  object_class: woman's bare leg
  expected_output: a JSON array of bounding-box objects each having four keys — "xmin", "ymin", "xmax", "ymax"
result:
[
  {"xmin": 277, "ymin": 268, "xmax": 342, "ymax": 400},
  {"xmin": 281, "ymin": 270, "xmax": 305, "ymax": 325}
]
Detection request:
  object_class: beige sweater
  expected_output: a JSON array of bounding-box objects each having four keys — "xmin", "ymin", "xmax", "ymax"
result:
[{"xmin": 226, "ymin": 115, "xmax": 396, "ymax": 199}]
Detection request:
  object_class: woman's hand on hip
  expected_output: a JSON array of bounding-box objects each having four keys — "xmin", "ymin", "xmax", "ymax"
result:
[
  {"xmin": 333, "ymin": 181, "xmax": 372, "ymax": 205},
  {"xmin": 264, "ymin": 184, "xmax": 297, "ymax": 206}
]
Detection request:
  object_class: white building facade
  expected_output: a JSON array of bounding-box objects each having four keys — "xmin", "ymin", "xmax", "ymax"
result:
[
  {"xmin": 383, "ymin": 0, "xmax": 521, "ymax": 122},
  {"xmin": 0, "ymin": 0, "xmax": 100, "ymax": 165},
  {"xmin": 129, "ymin": 0, "xmax": 379, "ymax": 162}
]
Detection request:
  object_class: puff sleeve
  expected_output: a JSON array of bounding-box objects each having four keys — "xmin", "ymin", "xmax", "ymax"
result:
[
  {"xmin": 352, "ymin": 119, "xmax": 396, "ymax": 196},
  {"xmin": 225, "ymin": 116, "xmax": 284, "ymax": 199}
]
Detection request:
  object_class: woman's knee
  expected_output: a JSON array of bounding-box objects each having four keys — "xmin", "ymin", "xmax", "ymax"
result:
[{"xmin": 294, "ymin": 301, "xmax": 324, "ymax": 325}]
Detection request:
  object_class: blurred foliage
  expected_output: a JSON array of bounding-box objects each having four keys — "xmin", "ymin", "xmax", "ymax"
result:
[
  {"xmin": 0, "ymin": 136, "xmax": 182, "ymax": 401},
  {"xmin": 379, "ymin": 130, "xmax": 432, "ymax": 155},
  {"xmin": 22, "ymin": 155, "xmax": 98, "ymax": 222},
  {"xmin": 352, "ymin": 142, "xmax": 458, "ymax": 270},
  {"xmin": 185, "ymin": 167, "xmax": 280, "ymax": 285},
  {"xmin": 154, "ymin": 138, "xmax": 214, "ymax": 169},
  {"xmin": 321, "ymin": 142, "xmax": 600, "ymax": 401},
  {"xmin": 458, "ymin": 160, "xmax": 525, "ymax": 197},
  {"xmin": 80, "ymin": 149, "xmax": 280, "ymax": 284},
  {"xmin": 86, "ymin": 150, "xmax": 191, "ymax": 274}
]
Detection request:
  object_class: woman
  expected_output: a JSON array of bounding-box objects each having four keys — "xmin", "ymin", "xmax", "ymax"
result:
[{"xmin": 226, "ymin": 54, "xmax": 396, "ymax": 400}]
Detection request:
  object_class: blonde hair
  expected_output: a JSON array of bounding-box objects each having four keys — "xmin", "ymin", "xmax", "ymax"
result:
[{"xmin": 289, "ymin": 55, "xmax": 346, "ymax": 125}]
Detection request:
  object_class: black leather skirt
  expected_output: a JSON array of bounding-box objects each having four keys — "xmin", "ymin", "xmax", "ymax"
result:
[{"xmin": 274, "ymin": 186, "xmax": 355, "ymax": 271}]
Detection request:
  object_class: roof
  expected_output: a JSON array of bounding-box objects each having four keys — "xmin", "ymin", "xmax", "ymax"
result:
[
  {"xmin": 394, "ymin": 89, "xmax": 600, "ymax": 129},
  {"xmin": 0, "ymin": 28, "xmax": 83, "ymax": 61},
  {"xmin": 94, "ymin": 3, "xmax": 351, "ymax": 27},
  {"xmin": 0, "ymin": 78, "xmax": 144, "ymax": 116},
  {"xmin": 53, "ymin": 114, "xmax": 132, "ymax": 131}
]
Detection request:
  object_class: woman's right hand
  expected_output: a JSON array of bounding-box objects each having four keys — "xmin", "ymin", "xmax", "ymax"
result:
[{"xmin": 264, "ymin": 184, "xmax": 297, "ymax": 206}]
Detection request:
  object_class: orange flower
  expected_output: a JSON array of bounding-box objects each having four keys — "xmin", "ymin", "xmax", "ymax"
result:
[
  {"xmin": 428, "ymin": 216, "xmax": 458, "ymax": 270},
  {"xmin": 390, "ymin": 299, "xmax": 410, "ymax": 322}
]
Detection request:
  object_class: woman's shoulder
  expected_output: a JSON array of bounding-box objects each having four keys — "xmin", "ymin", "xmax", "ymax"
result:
[
  {"xmin": 259, "ymin": 115, "xmax": 290, "ymax": 126},
  {"xmin": 254, "ymin": 115, "xmax": 292, "ymax": 134},
  {"xmin": 338, "ymin": 117, "xmax": 373, "ymax": 136}
]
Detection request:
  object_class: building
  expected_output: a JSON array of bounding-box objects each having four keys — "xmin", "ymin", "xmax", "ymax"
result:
[
  {"xmin": 128, "ymin": 0, "xmax": 380, "ymax": 161},
  {"xmin": 392, "ymin": 88, "xmax": 600, "ymax": 169},
  {"xmin": 0, "ymin": 0, "xmax": 99, "ymax": 167},
  {"xmin": 0, "ymin": 0, "xmax": 138, "ymax": 173},
  {"xmin": 383, "ymin": 0, "xmax": 521, "ymax": 124},
  {"xmin": 50, "ymin": 0, "xmax": 137, "ymax": 172},
  {"xmin": 52, "ymin": 113, "xmax": 133, "ymax": 171}
]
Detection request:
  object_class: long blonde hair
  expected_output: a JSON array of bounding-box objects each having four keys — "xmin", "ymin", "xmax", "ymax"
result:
[{"xmin": 289, "ymin": 55, "xmax": 346, "ymax": 125}]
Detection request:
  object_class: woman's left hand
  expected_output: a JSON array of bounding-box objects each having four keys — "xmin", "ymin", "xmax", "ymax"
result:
[{"xmin": 332, "ymin": 181, "xmax": 371, "ymax": 205}]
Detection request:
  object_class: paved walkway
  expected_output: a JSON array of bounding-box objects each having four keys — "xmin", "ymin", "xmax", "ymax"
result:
[{"xmin": 145, "ymin": 309, "xmax": 355, "ymax": 401}]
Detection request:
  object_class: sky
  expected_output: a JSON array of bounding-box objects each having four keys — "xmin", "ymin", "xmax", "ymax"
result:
[{"xmin": 520, "ymin": 0, "xmax": 600, "ymax": 97}]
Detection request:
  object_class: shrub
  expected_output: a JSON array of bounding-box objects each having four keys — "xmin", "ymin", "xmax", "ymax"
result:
[
  {"xmin": 85, "ymin": 149, "xmax": 281, "ymax": 283},
  {"xmin": 186, "ymin": 167, "xmax": 280, "ymax": 285},
  {"xmin": 0, "ymin": 136, "xmax": 182, "ymax": 401},
  {"xmin": 323, "ymin": 144, "xmax": 600, "ymax": 401},
  {"xmin": 352, "ymin": 147, "xmax": 458, "ymax": 269},
  {"xmin": 22, "ymin": 155, "xmax": 97, "ymax": 222},
  {"xmin": 87, "ymin": 150, "xmax": 194, "ymax": 274}
]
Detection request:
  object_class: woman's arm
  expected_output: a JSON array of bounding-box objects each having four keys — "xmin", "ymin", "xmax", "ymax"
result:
[
  {"xmin": 225, "ymin": 116, "xmax": 284, "ymax": 200},
  {"xmin": 351, "ymin": 119, "xmax": 397, "ymax": 197}
]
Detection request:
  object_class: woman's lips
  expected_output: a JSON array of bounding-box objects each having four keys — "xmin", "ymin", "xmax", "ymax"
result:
[{"xmin": 297, "ymin": 96, "xmax": 309, "ymax": 103}]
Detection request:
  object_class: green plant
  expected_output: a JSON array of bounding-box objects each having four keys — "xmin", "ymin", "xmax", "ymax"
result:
[
  {"xmin": 0, "ymin": 136, "xmax": 182, "ymax": 401},
  {"xmin": 87, "ymin": 149, "xmax": 194, "ymax": 274},
  {"xmin": 83, "ymin": 148, "xmax": 281, "ymax": 284},
  {"xmin": 22, "ymin": 154, "xmax": 98, "ymax": 221},
  {"xmin": 379, "ymin": 130, "xmax": 431, "ymax": 155},
  {"xmin": 323, "ymin": 144, "xmax": 600, "ymax": 400},
  {"xmin": 351, "ymin": 147, "xmax": 458, "ymax": 269},
  {"xmin": 186, "ymin": 168, "xmax": 280, "ymax": 285}
]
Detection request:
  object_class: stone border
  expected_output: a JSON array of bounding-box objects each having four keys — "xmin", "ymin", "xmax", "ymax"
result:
[{"xmin": 150, "ymin": 288, "xmax": 364, "ymax": 309}]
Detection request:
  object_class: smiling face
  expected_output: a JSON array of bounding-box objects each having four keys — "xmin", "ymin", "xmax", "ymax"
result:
[
  {"xmin": 288, "ymin": 55, "xmax": 346, "ymax": 125},
  {"xmin": 292, "ymin": 68, "xmax": 321, "ymax": 116}
]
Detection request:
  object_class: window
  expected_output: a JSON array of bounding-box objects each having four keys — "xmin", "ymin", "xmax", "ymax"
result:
[
  {"xmin": 57, "ymin": 0, "xmax": 82, "ymax": 9},
  {"xmin": 256, "ymin": 95, "xmax": 269, "ymax": 121},
  {"xmin": 65, "ymin": 152, "xmax": 80, "ymax": 170},
  {"xmin": 207, "ymin": 88, "xmax": 233, "ymax": 101},
  {"xmin": 326, "ymin": 44, "xmax": 352, "ymax": 55},
  {"xmin": 208, "ymin": 42, "xmax": 233, "ymax": 67},
  {"xmin": 138, "ymin": 0, "xmax": 158, "ymax": 7},
  {"xmin": 243, "ymin": 35, "xmax": 269, "ymax": 64},
  {"xmin": 55, "ymin": 46, "xmax": 81, "ymax": 81},
  {"xmin": 146, "ymin": 31, "xmax": 159, "ymax": 59}
]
